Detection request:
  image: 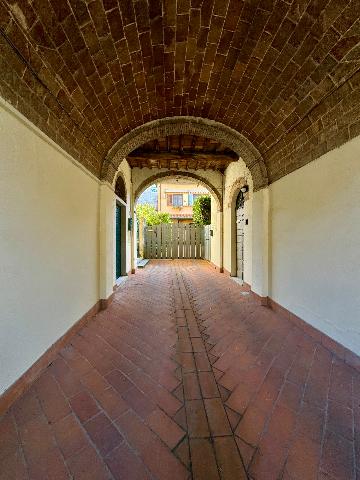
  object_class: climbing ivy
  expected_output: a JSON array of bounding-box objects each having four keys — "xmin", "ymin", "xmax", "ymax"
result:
[{"xmin": 193, "ymin": 195, "xmax": 211, "ymax": 225}]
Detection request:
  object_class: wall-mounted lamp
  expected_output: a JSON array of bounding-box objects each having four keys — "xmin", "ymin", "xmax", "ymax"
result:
[{"xmin": 240, "ymin": 185, "xmax": 249, "ymax": 194}]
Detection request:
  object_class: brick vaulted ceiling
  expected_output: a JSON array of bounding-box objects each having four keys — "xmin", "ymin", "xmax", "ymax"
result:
[{"xmin": 0, "ymin": 1, "xmax": 359, "ymax": 182}]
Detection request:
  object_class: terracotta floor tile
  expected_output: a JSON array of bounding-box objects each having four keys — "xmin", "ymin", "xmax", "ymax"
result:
[
  {"xmin": 320, "ymin": 430, "xmax": 355, "ymax": 480},
  {"xmin": 147, "ymin": 408, "xmax": 185, "ymax": 449},
  {"xmin": 34, "ymin": 371, "xmax": 71, "ymax": 424},
  {"xmin": 0, "ymin": 449, "xmax": 27, "ymax": 480},
  {"xmin": 204, "ymin": 398, "xmax": 232, "ymax": 437},
  {"xmin": 1, "ymin": 261, "xmax": 357, "ymax": 479},
  {"xmin": 116, "ymin": 410, "xmax": 189, "ymax": 480},
  {"xmin": 183, "ymin": 372, "xmax": 202, "ymax": 400},
  {"xmin": 190, "ymin": 438, "xmax": 220, "ymax": 480},
  {"xmin": 53, "ymin": 414, "xmax": 88, "ymax": 460},
  {"xmin": 194, "ymin": 352, "xmax": 212, "ymax": 371},
  {"xmin": 69, "ymin": 391, "xmax": 99, "ymax": 423},
  {"xmin": 174, "ymin": 436, "xmax": 191, "ymax": 468},
  {"xmin": 26, "ymin": 447, "xmax": 69, "ymax": 480},
  {"xmin": 185, "ymin": 399, "xmax": 210, "ymax": 438},
  {"xmin": 12, "ymin": 389, "xmax": 42, "ymax": 427},
  {"xmin": 198, "ymin": 371, "xmax": 219, "ymax": 398},
  {"xmin": 106, "ymin": 443, "xmax": 152, "ymax": 480},
  {"xmin": 84, "ymin": 413, "xmax": 123, "ymax": 456},
  {"xmin": 235, "ymin": 437, "xmax": 255, "ymax": 470},
  {"xmin": 67, "ymin": 445, "xmax": 110, "ymax": 480},
  {"xmin": 213, "ymin": 436, "xmax": 247, "ymax": 479},
  {"xmin": 0, "ymin": 414, "xmax": 19, "ymax": 460}
]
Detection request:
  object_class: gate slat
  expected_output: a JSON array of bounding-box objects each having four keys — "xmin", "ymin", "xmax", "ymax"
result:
[
  {"xmin": 172, "ymin": 223, "xmax": 177, "ymax": 259},
  {"xmin": 195, "ymin": 226, "xmax": 201, "ymax": 259},
  {"xmin": 159, "ymin": 224, "xmax": 163, "ymax": 259},
  {"xmin": 191, "ymin": 225, "xmax": 196, "ymax": 258},
  {"xmin": 179, "ymin": 224, "xmax": 184, "ymax": 259},
  {"xmin": 200, "ymin": 226, "xmax": 205, "ymax": 259},
  {"xmin": 164, "ymin": 223, "xmax": 169, "ymax": 259},
  {"xmin": 153, "ymin": 226, "xmax": 157, "ymax": 259},
  {"xmin": 147, "ymin": 227, "xmax": 151, "ymax": 258},
  {"xmin": 182, "ymin": 224, "xmax": 187, "ymax": 258},
  {"xmin": 156, "ymin": 225, "xmax": 161, "ymax": 259},
  {"xmin": 186, "ymin": 225, "xmax": 191, "ymax": 258},
  {"xmin": 163, "ymin": 223, "xmax": 167, "ymax": 259},
  {"xmin": 144, "ymin": 227, "xmax": 147, "ymax": 258},
  {"xmin": 187, "ymin": 225, "xmax": 192, "ymax": 258},
  {"xmin": 168, "ymin": 223, "xmax": 172, "ymax": 259},
  {"xmin": 150, "ymin": 227, "xmax": 154, "ymax": 259}
]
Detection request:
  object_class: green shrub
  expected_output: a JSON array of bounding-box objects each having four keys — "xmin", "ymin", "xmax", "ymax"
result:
[
  {"xmin": 136, "ymin": 203, "xmax": 171, "ymax": 226},
  {"xmin": 193, "ymin": 195, "xmax": 211, "ymax": 225}
]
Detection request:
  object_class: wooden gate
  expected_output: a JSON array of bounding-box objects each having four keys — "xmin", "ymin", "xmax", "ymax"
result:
[
  {"xmin": 203, "ymin": 225, "xmax": 211, "ymax": 261},
  {"xmin": 144, "ymin": 224, "xmax": 205, "ymax": 259}
]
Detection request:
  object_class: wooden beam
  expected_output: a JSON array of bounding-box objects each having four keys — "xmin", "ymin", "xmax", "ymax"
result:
[
  {"xmin": 126, "ymin": 153, "xmax": 237, "ymax": 171},
  {"xmin": 191, "ymin": 135, "xmax": 197, "ymax": 149},
  {"xmin": 127, "ymin": 152, "xmax": 236, "ymax": 160},
  {"xmin": 178, "ymin": 134, "xmax": 183, "ymax": 154}
]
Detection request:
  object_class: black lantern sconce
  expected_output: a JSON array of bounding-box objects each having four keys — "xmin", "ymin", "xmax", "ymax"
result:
[{"xmin": 236, "ymin": 184, "xmax": 249, "ymax": 209}]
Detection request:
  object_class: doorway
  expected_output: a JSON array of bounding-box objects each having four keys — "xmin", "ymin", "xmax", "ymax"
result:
[
  {"xmin": 115, "ymin": 201, "xmax": 127, "ymax": 279},
  {"xmin": 236, "ymin": 191, "xmax": 245, "ymax": 280}
]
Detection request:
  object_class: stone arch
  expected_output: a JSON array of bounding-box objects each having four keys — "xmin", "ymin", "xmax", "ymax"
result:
[
  {"xmin": 114, "ymin": 172, "xmax": 127, "ymax": 203},
  {"xmin": 227, "ymin": 177, "xmax": 250, "ymax": 209},
  {"xmin": 101, "ymin": 117, "xmax": 268, "ymax": 191},
  {"xmin": 134, "ymin": 170, "xmax": 222, "ymax": 212}
]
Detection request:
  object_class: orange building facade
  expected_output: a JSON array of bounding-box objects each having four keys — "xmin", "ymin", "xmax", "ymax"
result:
[{"xmin": 157, "ymin": 180, "xmax": 209, "ymax": 224}]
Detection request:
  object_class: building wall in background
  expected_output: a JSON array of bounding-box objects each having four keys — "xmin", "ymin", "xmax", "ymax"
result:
[{"xmin": 158, "ymin": 181, "xmax": 209, "ymax": 223}]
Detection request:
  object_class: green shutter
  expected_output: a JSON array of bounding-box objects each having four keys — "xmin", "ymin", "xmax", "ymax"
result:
[{"xmin": 116, "ymin": 204, "xmax": 121, "ymax": 278}]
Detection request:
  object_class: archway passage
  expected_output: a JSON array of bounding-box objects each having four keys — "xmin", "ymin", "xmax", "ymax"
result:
[
  {"xmin": 102, "ymin": 117, "xmax": 268, "ymax": 191},
  {"xmin": 136, "ymin": 178, "xmax": 213, "ymax": 261},
  {"xmin": 1, "ymin": 5, "xmax": 360, "ymax": 480},
  {"xmin": 134, "ymin": 170, "xmax": 222, "ymax": 213}
]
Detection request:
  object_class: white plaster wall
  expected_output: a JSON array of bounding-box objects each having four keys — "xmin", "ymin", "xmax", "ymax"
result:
[
  {"xmin": 210, "ymin": 197, "xmax": 221, "ymax": 267},
  {"xmin": 252, "ymin": 188, "xmax": 269, "ymax": 297},
  {"xmin": 223, "ymin": 160, "xmax": 253, "ymax": 283},
  {"xmin": 99, "ymin": 183, "xmax": 115, "ymax": 299},
  {"xmin": 0, "ymin": 101, "xmax": 99, "ymax": 394},
  {"xmin": 270, "ymin": 135, "xmax": 360, "ymax": 354}
]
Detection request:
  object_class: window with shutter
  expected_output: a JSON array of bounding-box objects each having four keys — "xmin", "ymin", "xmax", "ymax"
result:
[
  {"xmin": 172, "ymin": 194, "xmax": 183, "ymax": 206},
  {"xmin": 167, "ymin": 194, "xmax": 173, "ymax": 206}
]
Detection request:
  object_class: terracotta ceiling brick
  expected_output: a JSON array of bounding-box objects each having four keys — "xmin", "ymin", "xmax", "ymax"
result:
[{"xmin": 0, "ymin": 0, "xmax": 359, "ymax": 181}]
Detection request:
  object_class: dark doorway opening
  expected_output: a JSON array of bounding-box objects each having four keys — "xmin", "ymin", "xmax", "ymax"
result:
[
  {"xmin": 236, "ymin": 190, "xmax": 245, "ymax": 280},
  {"xmin": 115, "ymin": 204, "xmax": 122, "ymax": 279}
]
